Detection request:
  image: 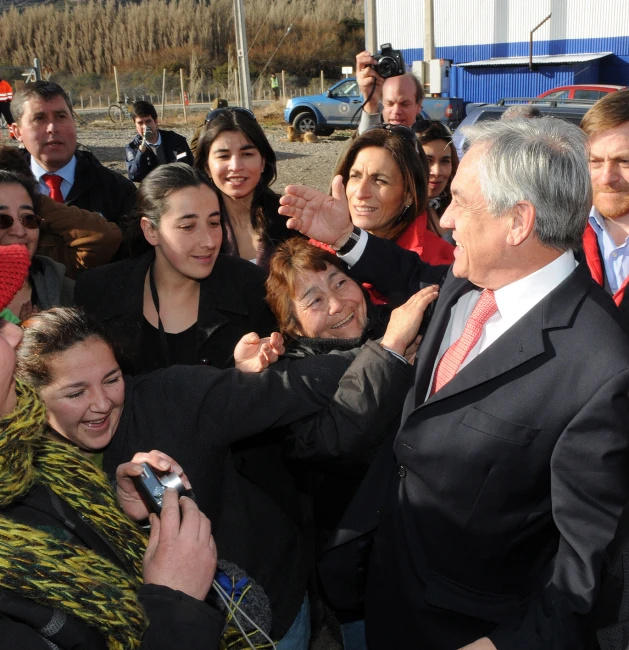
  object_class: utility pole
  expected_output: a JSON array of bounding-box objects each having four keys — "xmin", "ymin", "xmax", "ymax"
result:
[
  {"xmin": 365, "ymin": 0, "xmax": 377, "ymax": 54},
  {"xmin": 423, "ymin": 0, "xmax": 435, "ymax": 93},
  {"xmin": 233, "ymin": 0, "xmax": 252, "ymax": 110}
]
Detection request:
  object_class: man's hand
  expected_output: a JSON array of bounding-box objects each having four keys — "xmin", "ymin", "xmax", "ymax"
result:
[
  {"xmin": 380, "ymin": 285, "xmax": 439, "ymax": 357},
  {"xmin": 235, "ymin": 331, "xmax": 285, "ymax": 373},
  {"xmin": 116, "ymin": 450, "xmax": 192, "ymax": 522},
  {"xmin": 356, "ymin": 50, "xmax": 384, "ymax": 113},
  {"xmin": 459, "ymin": 638, "xmax": 497, "ymax": 650},
  {"xmin": 279, "ymin": 176, "xmax": 354, "ymax": 247},
  {"xmin": 143, "ymin": 489, "xmax": 217, "ymax": 601}
]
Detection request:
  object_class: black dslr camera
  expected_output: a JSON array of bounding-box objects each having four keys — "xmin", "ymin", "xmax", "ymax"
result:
[
  {"xmin": 135, "ymin": 462, "xmax": 195, "ymax": 514},
  {"xmin": 372, "ymin": 43, "xmax": 405, "ymax": 79}
]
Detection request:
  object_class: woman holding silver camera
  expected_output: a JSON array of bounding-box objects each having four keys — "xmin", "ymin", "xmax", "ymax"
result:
[
  {"xmin": 0, "ymin": 245, "xmax": 222, "ymax": 650},
  {"xmin": 15, "ymin": 297, "xmax": 429, "ymax": 648}
]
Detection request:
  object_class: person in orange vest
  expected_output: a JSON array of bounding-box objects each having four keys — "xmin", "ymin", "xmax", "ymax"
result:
[
  {"xmin": 0, "ymin": 78, "xmax": 14, "ymax": 125},
  {"xmin": 581, "ymin": 89, "xmax": 629, "ymax": 321}
]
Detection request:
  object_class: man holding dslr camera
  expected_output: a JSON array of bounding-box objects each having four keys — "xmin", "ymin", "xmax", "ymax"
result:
[
  {"xmin": 125, "ymin": 100, "xmax": 193, "ymax": 182},
  {"xmin": 355, "ymin": 46, "xmax": 425, "ymax": 134}
]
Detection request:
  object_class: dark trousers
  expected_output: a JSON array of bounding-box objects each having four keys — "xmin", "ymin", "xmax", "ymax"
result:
[
  {"xmin": 273, "ymin": 87, "xmax": 280, "ymax": 100},
  {"xmin": 0, "ymin": 101, "xmax": 14, "ymax": 125}
]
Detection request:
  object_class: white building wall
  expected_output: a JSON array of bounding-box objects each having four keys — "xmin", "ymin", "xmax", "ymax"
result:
[{"xmin": 374, "ymin": 0, "xmax": 629, "ymax": 52}]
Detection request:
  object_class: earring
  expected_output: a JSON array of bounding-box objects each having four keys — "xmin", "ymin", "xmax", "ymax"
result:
[{"xmin": 396, "ymin": 205, "xmax": 412, "ymax": 223}]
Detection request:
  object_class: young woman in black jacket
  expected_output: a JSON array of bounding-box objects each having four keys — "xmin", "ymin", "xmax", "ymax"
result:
[
  {"xmin": 75, "ymin": 163, "xmax": 276, "ymax": 374},
  {"xmin": 16, "ymin": 302, "xmax": 429, "ymax": 646},
  {"xmin": 0, "ymin": 246, "xmax": 222, "ymax": 650}
]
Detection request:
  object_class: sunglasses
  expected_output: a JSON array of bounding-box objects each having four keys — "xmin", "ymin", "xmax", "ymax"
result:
[
  {"xmin": 0, "ymin": 213, "xmax": 43, "ymax": 230},
  {"xmin": 414, "ymin": 118, "xmax": 453, "ymax": 138},
  {"xmin": 205, "ymin": 107, "xmax": 257, "ymax": 124},
  {"xmin": 365, "ymin": 123, "xmax": 419, "ymax": 152}
]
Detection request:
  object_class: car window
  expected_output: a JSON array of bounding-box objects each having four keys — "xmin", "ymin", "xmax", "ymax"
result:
[
  {"xmin": 543, "ymin": 90, "xmax": 569, "ymax": 99},
  {"xmin": 331, "ymin": 80, "xmax": 359, "ymax": 98},
  {"xmin": 551, "ymin": 113, "xmax": 587, "ymax": 126},
  {"xmin": 573, "ymin": 90, "xmax": 603, "ymax": 100},
  {"xmin": 475, "ymin": 112, "xmax": 502, "ymax": 123}
]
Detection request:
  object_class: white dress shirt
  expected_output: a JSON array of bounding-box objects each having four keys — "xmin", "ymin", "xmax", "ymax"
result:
[
  {"xmin": 427, "ymin": 251, "xmax": 577, "ymax": 394},
  {"xmin": 31, "ymin": 155, "xmax": 77, "ymax": 201},
  {"xmin": 588, "ymin": 206, "xmax": 629, "ymax": 294},
  {"xmin": 339, "ymin": 230, "xmax": 577, "ymax": 394}
]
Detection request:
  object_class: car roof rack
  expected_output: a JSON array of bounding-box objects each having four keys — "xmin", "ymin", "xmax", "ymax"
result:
[{"xmin": 496, "ymin": 97, "xmax": 598, "ymax": 106}]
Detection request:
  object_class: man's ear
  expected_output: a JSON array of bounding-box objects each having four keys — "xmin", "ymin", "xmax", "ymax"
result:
[
  {"xmin": 140, "ymin": 217, "xmax": 159, "ymax": 247},
  {"xmin": 12, "ymin": 121, "xmax": 22, "ymax": 143},
  {"xmin": 506, "ymin": 201, "xmax": 536, "ymax": 247}
]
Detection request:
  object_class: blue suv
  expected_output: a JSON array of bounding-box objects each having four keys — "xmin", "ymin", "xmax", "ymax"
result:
[{"xmin": 284, "ymin": 78, "xmax": 363, "ymax": 135}]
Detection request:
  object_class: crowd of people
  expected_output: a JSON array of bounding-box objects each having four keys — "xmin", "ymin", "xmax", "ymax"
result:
[{"xmin": 1, "ymin": 48, "xmax": 629, "ymax": 650}]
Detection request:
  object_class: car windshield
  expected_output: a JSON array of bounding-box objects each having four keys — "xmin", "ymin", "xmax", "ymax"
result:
[{"xmin": 331, "ymin": 80, "xmax": 359, "ymax": 97}]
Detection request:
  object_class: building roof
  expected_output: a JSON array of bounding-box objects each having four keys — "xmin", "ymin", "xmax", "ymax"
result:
[{"xmin": 458, "ymin": 52, "xmax": 613, "ymax": 67}]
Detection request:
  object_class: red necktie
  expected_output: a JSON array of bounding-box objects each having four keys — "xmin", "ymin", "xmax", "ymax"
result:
[
  {"xmin": 430, "ymin": 289, "xmax": 498, "ymax": 396},
  {"xmin": 42, "ymin": 174, "xmax": 64, "ymax": 203}
]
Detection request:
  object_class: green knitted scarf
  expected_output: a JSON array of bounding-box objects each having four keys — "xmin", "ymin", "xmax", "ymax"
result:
[{"xmin": 0, "ymin": 381, "xmax": 148, "ymax": 649}]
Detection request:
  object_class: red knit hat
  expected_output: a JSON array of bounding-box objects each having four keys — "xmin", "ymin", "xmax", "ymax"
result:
[{"xmin": 0, "ymin": 245, "xmax": 30, "ymax": 313}]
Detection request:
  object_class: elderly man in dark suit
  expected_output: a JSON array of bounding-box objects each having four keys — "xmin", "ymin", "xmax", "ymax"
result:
[{"xmin": 279, "ymin": 117, "xmax": 629, "ymax": 650}]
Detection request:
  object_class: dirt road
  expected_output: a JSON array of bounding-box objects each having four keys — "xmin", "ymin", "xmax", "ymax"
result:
[{"xmin": 74, "ymin": 122, "xmax": 349, "ymax": 194}]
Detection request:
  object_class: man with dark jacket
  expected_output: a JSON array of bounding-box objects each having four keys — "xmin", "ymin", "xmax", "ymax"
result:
[
  {"xmin": 580, "ymin": 89, "xmax": 629, "ymax": 321},
  {"xmin": 125, "ymin": 100, "xmax": 193, "ymax": 182},
  {"xmin": 279, "ymin": 117, "xmax": 629, "ymax": 650},
  {"xmin": 12, "ymin": 81, "xmax": 136, "ymax": 225}
]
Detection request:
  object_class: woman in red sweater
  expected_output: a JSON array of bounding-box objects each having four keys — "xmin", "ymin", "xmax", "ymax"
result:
[{"xmin": 333, "ymin": 126, "xmax": 454, "ymax": 303}]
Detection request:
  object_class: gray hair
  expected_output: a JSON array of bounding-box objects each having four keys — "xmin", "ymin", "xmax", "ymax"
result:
[
  {"xmin": 460, "ymin": 117, "xmax": 591, "ymax": 252},
  {"xmin": 500, "ymin": 104, "xmax": 542, "ymax": 120}
]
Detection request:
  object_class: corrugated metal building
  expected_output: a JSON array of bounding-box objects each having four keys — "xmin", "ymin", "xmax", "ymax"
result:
[{"xmin": 374, "ymin": 0, "xmax": 629, "ymax": 103}]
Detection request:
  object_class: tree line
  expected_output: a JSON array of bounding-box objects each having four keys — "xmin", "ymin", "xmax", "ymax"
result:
[{"xmin": 0, "ymin": 0, "xmax": 364, "ymax": 80}]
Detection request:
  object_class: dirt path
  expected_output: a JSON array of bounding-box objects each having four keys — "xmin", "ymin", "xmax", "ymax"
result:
[{"xmin": 74, "ymin": 122, "xmax": 350, "ymax": 194}]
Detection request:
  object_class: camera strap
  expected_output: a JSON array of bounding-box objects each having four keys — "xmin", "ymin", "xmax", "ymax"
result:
[{"xmin": 149, "ymin": 262, "xmax": 171, "ymax": 367}]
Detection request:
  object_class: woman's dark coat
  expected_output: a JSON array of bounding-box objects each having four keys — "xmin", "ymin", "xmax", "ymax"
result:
[
  {"xmin": 101, "ymin": 342, "xmax": 411, "ymax": 638},
  {"xmin": 74, "ymin": 250, "xmax": 277, "ymax": 372},
  {"xmin": 0, "ymin": 483, "xmax": 223, "ymax": 649}
]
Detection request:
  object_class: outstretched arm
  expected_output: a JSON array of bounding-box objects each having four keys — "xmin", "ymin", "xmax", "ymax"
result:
[
  {"xmin": 286, "ymin": 286, "xmax": 439, "ymax": 461},
  {"xmin": 279, "ymin": 176, "xmax": 355, "ymax": 247}
]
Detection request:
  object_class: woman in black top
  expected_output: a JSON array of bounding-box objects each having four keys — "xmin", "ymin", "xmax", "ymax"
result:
[
  {"xmin": 75, "ymin": 163, "xmax": 276, "ymax": 373},
  {"xmin": 16, "ymin": 306, "xmax": 419, "ymax": 644},
  {"xmin": 194, "ymin": 107, "xmax": 299, "ymax": 269}
]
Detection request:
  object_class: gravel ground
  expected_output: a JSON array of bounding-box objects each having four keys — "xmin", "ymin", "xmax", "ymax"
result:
[{"xmin": 70, "ymin": 119, "xmax": 349, "ymax": 194}]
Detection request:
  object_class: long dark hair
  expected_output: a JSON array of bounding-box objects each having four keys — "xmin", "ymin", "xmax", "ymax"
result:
[
  {"xmin": 124, "ymin": 162, "xmax": 220, "ymax": 257},
  {"xmin": 417, "ymin": 122, "xmax": 459, "ymax": 232},
  {"xmin": 334, "ymin": 129, "xmax": 429, "ymax": 241},
  {"xmin": 193, "ymin": 109, "xmax": 278, "ymax": 235}
]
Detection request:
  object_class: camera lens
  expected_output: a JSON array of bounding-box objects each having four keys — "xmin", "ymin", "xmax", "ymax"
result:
[{"xmin": 377, "ymin": 57, "xmax": 396, "ymax": 79}]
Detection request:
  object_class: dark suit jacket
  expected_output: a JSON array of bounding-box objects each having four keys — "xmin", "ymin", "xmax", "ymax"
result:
[
  {"xmin": 125, "ymin": 129, "xmax": 194, "ymax": 182},
  {"xmin": 342, "ymin": 234, "xmax": 629, "ymax": 650},
  {"xmin": 24, "ymin": 149, "xmax": 137, "ymax": 225},
  {"xmin": 74, "ymin": 250, "xmax": 277, "ymax": 373}
]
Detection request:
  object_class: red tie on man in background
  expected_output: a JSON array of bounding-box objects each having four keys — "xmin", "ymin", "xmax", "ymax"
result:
[
  {"xmin": 42, "ymin": 174, "xmax": 63, "ymax": 203},
  {"xmin": 430, "ymin": 289, "xmax": 498, "ymax": 396}
]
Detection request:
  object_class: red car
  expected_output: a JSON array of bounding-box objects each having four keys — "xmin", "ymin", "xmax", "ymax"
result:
[{"xmin": 538, "ymin": 84, "xmax": 626, "ymax": 101}]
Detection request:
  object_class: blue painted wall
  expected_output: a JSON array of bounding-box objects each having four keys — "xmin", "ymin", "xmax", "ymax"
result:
[{"xmin": 400, "ymin": 35, "xmax": 629, "ymax": 103}]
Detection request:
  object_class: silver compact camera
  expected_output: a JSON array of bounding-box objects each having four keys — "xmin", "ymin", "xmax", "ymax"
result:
[
  {"xmin": 143, "ymin": 125, "xmax": 154, "ymax": 138},
  {"xmin": 135, "ymin": 462, "xmax": 194, "ymax": 514}
]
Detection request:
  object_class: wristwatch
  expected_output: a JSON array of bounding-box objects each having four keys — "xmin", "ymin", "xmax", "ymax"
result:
[{"xmin": 335, "ymin": 226, "xmax": 362, "ymax": 255}]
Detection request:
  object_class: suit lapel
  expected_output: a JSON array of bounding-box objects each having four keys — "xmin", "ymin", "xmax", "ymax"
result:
[
  {"xmin": 405, "ymin": 262, "xmax": 593, "ymax": 415},
  {"xmin": 401, "ymin": 272, "xmax": 474, "ymax": 423},
  {"xmin": 422, "ymin": 307, "xmax": 546, "ymax": 407}
]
